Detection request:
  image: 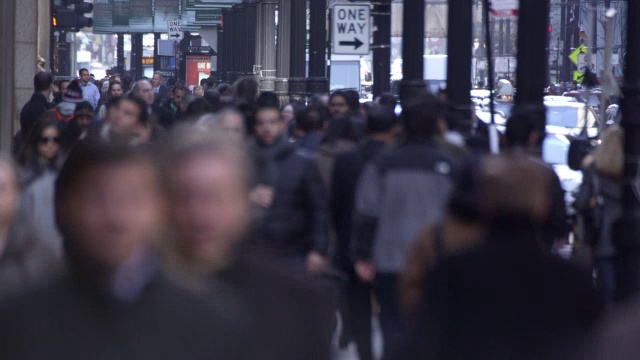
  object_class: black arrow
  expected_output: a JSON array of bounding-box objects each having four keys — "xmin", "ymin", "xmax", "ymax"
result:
[
  {"xmin": 170, "ymin": 33, "xmax": 181, "ymax": 39},
  {"xmin": 339, "ymin": 37, "xmax": 364, "ymax": 50}
]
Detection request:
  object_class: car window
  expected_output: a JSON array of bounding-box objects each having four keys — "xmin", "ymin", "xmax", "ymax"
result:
[{"xmin": 546, "ymin": 106, "xmax": 597, "ymax": 128}]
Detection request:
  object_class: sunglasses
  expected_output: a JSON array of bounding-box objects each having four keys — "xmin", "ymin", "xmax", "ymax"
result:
[{"xmin": 39, "ymin": 136, "xmax": 61, "ymax": 145}]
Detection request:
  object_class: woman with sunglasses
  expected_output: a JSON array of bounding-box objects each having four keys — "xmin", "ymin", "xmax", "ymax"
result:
[
  {"xmin": 17, "ymin": 113, "xmax": 66, "ymax": 256},
  {"xmin": 18, "ymin": 114, "xmax": 65, "ymax": 186}
]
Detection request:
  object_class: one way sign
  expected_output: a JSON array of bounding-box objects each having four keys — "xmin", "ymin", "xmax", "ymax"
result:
[
  {"xmin": 168, "ymin": 20, "xmax": 183, "ymax": 41},
  {"xmin": 332, "ymin": 4, "xmax": 370, "ymax": 55}
]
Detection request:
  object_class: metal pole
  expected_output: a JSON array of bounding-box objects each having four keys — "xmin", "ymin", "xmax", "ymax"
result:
[
  {"xmin": 289, "ymin": 0, "xmax": 307, "ymax": 101},
  {"xmin": 308, "ymin": 0, "xmax": 328, "ymax": 95},
  {"xmin": 513, "ymin": 0, "xmax": 550, "ymax": 145},
  {"xmin": 117, "ymin": 33, "xmax": 125, "ymax": 76},
  {"xmin": 447, "ymin": 0, "xmax": 473, "ymax": 135},
  {"xmin": 244, "ymin": 1, "xmax": 257, "ymax": 75},
  {"xmin": 482, "ymin": 0, "xmax": 499, "ymax": 153},
  {"xmin": 399, "ymin": 0, "xmax": 425, "ymax": 103},
  {"xmin": 613, "ymin": 0, "xmax": 640, "ymax": 302},
  {"xmin": 372, "ymin": 0, "xmax": 391, "ymax": 98}
]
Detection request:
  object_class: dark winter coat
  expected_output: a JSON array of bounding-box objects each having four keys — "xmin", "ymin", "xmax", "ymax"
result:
[
  {"xmin": 249, "ymin": 137, "xmax": 329, "ymax": 257},
  {"xmin": 400, "ymin": 219, "xmax": 602, "ymax": 360},
  {"xmin": 331, "ymin": 139, "xmax": 387, "ymax": 271},
  {"xmin": 19, "ymin": 93, "xmax": 53, "ymax": 136},
  {"xmin": 0, "ymin": 257, "xmax": 249, "ymax": 360},
  {"xmin": 214, "ymin": 248, "xmax": 335, "ymax": 360},
  {"xmin": 352, "ymin": 140, "xmax": 458, "ymax": 273}
]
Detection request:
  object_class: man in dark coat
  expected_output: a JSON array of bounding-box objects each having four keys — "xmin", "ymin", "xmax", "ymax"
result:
[
  {"xmin": 248, "ymin": 103, "xmax": 329, "ymax": 273},
  {"xmin": 398, "ymin": 155, "xmax": 602, "ymax": 360},
  {"xmin": 352, "ymin": 93, "xmax": 458, "ymax": 353},
  {"xmin": 330, "ymin": 104, "xmax": 396, "ymax": 360},
  {"xmin": 0, "ymin": 142, "xmax": 247, "ymax": 360},
  {"xmin": 162, "ymin": 130, "xmax": 334, "ymax": 360},
  {"xmin": 20, "ymin": 72, "xmax": 54, "ymax": 137}
]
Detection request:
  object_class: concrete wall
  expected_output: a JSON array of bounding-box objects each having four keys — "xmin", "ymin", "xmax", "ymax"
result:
[{"xmin": 0, "ymin": 0, "xmax": 49, "ymax": 152}]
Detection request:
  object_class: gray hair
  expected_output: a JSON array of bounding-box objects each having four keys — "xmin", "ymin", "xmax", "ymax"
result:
[
  {"xmin": 130, "ymin": 79, "xmax": 151, "ymax": 97},
  {"xmin": 161, "ymin": 125, "xmax": 254, "ymax": 189}
]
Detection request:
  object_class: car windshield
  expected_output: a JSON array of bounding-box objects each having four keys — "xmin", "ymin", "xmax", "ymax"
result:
[
  {"xmin": 543, "ymin": 134, "xmax": 570, "ymax": 165},
  {"xmin": 546, "ymin": 105, "xmax": 597, "ymax": 128}
]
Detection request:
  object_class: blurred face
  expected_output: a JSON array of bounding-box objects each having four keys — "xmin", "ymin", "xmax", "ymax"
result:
[
  {"xmin": 173, "ymin": 89, "xmax": 185, "ymax": 107},
  {"xmin": 220, "ymin": 113, "xmax": 246, "ymax": 143},
  {"xmin": 101, "ymin": 81, "xmax": 109, "ymax": 93},
  {"xmin": 281, "ymin": 105, "xmax": 294, "ymax": 123},
  {"xmin": 110, "ymin": 84, "xmax": 123, "ymax": 97},
  {"xmin": 329, "ymin": 95, "xmax": 349, "ymax": 119},
  {"xmin": 254, "ymin": 108, "xmax": 284, "ymax": 145},
  {"xmin": 111, "ymin": 98, "xmax": 141, "ymax": 136},
  {"xmin": 136, "ymin": 80, "xmax": 154, "ymax": 106},
  {"xmin": 80, "ymin": 70, "xmax": 90, "ymax": 85},
  {"xmin": 151, "ymin": 74, "xmax": 162, "ymax": 88},
  {"xmin": 169, "ymin": 153, "xmax": 250, "ymax": 269},
  {"xmin": 62, "ymin": 161, "xmax": 165, "ymax": 270},
  {"xmin": 37, "ymin": 126, "xmax": 61, "ymax": 161},
  {"xmin": 0, "ymin": 163, "xmax": 18, "ymax": 228},
  {"xmin": 59, "ymin": 80, "xmax": 70, "ymax": 95},
  {"xmin": 194, "ymin": 87, "xmax": 204, "ymax": 97},
  {"xmin": 75, "ymin": 109, "xmax": 95, "ymax": 132}
]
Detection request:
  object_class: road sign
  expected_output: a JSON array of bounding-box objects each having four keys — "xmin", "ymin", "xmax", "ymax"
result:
[
  {"xmin": 332, "ymin": 4, "xmax": 370, "ymax": 55},
  {"xmin": 573, "ymin": 71, "xmax": 585, "ymax": 82},
  {"xmin": 168, "ymin": 19, "xmax": 183, "ymax": 41},
  {"xmin": 569, "ymin": 44, "xmax": 586, "ymax": 65}
]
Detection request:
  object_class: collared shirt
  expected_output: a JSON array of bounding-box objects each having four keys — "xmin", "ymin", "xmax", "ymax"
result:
[{"xmin": 79, "ymin": 81, "xmax": 101, "ymax": 110}]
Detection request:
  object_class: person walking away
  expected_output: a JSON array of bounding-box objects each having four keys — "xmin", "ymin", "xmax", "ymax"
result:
[
  {"xmin": 331, "ymin": 104, "xmax": 397, "ymax": 360},
  {"xmin": 398, "ymin": 154, "xmax": 602, "ymax": 360},
  {"xmin": 352, "ymin": 93, "xmax": 458, "ymax": 356}
]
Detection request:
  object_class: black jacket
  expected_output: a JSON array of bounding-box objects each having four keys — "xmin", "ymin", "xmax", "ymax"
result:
[
  {"xmin": 399, "ymin": 219, "xmax": 602, "ymax": 360},
  {"xmin": 152, "ymin": 104, "xmax": 175, "ymax": 130},
  {"xmin": 250, "ymin": 137, "xmax": 329, "ymax": 257},
  {"xmin": 0, "ymin": 260, "xmax": 249, "ymax": 360},
  {"xmin": 331, "ymin": 139, "xmax": 387, "ymax": 271},
  {"xmin": 19, "ymin": 93, "xmax": 53, "ymax": 135},
  {"xmin": 214, "ymin": 249, "xmax": 335, "ymax": 360}
]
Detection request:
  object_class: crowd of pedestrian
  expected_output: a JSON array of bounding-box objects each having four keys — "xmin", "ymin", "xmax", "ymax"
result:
[{"xmin": 1, "ymin": 68, "xmax": 635, "ymax": 359}]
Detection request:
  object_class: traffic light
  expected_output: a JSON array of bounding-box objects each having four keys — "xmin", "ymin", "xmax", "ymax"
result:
[{"xmin": 52, "ymin": 0, "xmax": 93, "ymax": 31}]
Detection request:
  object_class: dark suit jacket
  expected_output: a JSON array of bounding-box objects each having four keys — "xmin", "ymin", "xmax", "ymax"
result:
[
  {"xmin": 0, "ymin": 265, "xmax": 249, "ymax": 360},
  {"xmin": 153, "ymin": 84, "xmax": 169, "ymax": 104}
]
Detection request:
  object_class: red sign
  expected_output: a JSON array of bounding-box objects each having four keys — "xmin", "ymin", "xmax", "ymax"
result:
[
  {"xmin": 185, "ymin": 55, "xmax": 212, "ymax": 87},
  {"xmin": 491, "ymin": 0, "xmax": 518, "ymax": 18}
]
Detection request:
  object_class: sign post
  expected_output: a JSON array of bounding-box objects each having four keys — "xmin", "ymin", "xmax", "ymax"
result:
[
  {"xmin": 332, "ymin": 4, "xmax": 370, "ymax": 55},
  {"xmin": 168, "ymin": 19, "xmax": 184, "ymax": 41}
]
